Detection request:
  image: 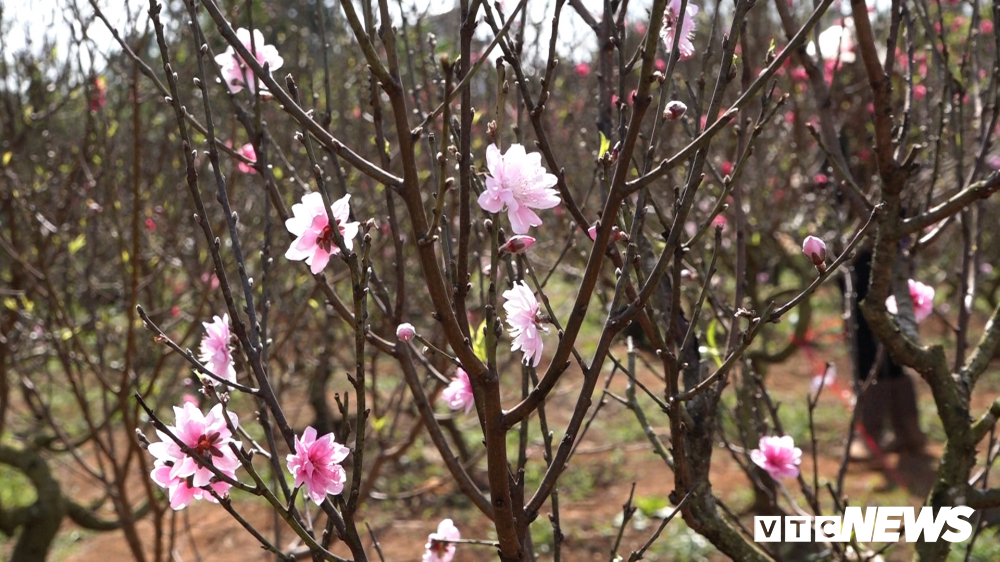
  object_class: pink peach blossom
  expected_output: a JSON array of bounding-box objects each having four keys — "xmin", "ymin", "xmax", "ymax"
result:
[
  {"xmin": 199, "ymin": 314, "xmax": 236, "ymax": 385},
  {"xmin": 441, "ymin": 368, "xmax": 475, "ymax": 414},
  {"xmin": 502, "ymin": 281, "xmax": 545, "ymax": 367},
  {"xmin": 885, "ymin": 279, "xmax": 936, "ymax": 323},
  {"xmin": 423, "ymin": 519, "xmax": 460, "ymax": 562},
  {"xmin": 478, "ymin": 144, "xmax": 560, "ymax": 234},
  {"xmin": 284, "ymin": 192, "xmax": 360, "ymax": 274},
  {"xmin": 750, "ymin": 435, "xmax": 802, "ymax": 480},
  {"xmin": 237, "ymin": 143, "xmax": 256, "ymax": 174},
  {"xmin": 660, "ymin": 0, "xmax": 699, "ymax": 61},
  {"xmin": 147, "ymin": 402, "xmax": 242, "ymax": 510},
  {"xmin": 286, "ymin": 426, "xmax": 350, "ymax": 505},
  {"xmin": 214, "ymin": 28, "xmax": 284, "ymax": 95}
]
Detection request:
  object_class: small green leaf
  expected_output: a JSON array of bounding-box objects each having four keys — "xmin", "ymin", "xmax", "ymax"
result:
[
  {"xmin": 472, "ymin": 319, "xmax": 488, "ymax": 362},
  {"xmin": 68, "ymin": 233, "xmax": 86, "ymax": 255},
  {"xmin": 598, "ymin": 131, "xmax": 611, "ymax": 159}
]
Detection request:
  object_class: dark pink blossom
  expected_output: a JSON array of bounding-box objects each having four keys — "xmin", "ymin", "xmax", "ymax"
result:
[{"xmin": 750, "ymin": 435, "xmax": 802, "ymax": 480}]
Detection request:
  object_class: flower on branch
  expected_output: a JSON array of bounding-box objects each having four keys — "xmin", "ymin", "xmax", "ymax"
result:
[
  {"xmin": 237, "ymin": 143, "xmax": 256, "ymax": 174},
  {"xmin": 423, "ymin": 519, "xmax": 460, "ymax": 562},
  {"xmin": 885, "ymin": 279, "xmax": 936, "ymax": 323},
  {"xmin": 286, "ymin": 426, "xmax": 350, "ymax": 505},
  {"xmin": 502, "ymin": 281, "xmax": 546, "ymax": 367},
  {"xmin": 660, "ymin": 0, "xmax": 699, "ymax": 61},
  {"xmin": 441, "ymin": 368, "xmax": 475, "ymax": 414},
  {"xmin": 284, "ymin": 192, "xmax": 360, "ymax": 274},
  {"xmin": 214, "ymin": 28, "xmax": 284, "ymax": 95},
  {"xmin": 750, "ymin": 435, "xmax": 802, "ymax": 480},
  {"xmin": 478, "ymin": 144, "xmax": 560, "ymax": 234},
  {"xmin": 199, "ymin": 314, "xmax": 236, "ymax": 385},
  {"xmin": 148, "ymin": 403, "xmax": 242, "ymax": 510}
]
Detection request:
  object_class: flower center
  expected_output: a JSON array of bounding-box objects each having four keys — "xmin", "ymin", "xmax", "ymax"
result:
[
  {"xmin": 317, "ymin": 222, "xmax": 340, "ymax": 253},
  {"xmin": 194, "ymin": 431, "xmax": 223, "ymax": 459}
]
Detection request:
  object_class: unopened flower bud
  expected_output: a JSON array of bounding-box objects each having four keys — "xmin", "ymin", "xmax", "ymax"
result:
[
  {"xmin": 500, "ymin": 235, "xmax": 536, "ymax": 256},
  {"xmin": 802, "ymin": 235, "xmax": 827, "ymax": 272},
  {"xmin": 664, "ymin": 100, "xmax": 687, "ymax": 121},
  {"xmin": 396, "ymin": 322, "xmax": 416, "ymax": 342}
]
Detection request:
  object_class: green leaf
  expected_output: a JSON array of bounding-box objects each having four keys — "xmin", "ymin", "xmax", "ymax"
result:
[
  {"xmin": 67, "ymin": 233, "xmax": 86, "ymax": 255},
  {"xmin": 704, "ymin": 318, "xmax": 723, "ymax": 367},
  {"xmin": 598, "ymin": 131, "xmax": 611, "ymax": 159},
  {"xmin": 472, "ymin": 319, "xmax": 488, "ymax": 363}
]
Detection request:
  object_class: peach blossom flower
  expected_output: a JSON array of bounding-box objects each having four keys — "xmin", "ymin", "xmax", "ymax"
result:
[
  {"xmin": 423, "ymin": 519, "xmax": 460, "ymax": 562},
  {"xmin": 148, "ymin": 403, "xmax": 242, "ymax": 510},
  {"xmin": 750, "ymin": 435, "xmax": 801, "ymax": 480},
  {"xmin": 478, "ymin": 144, "xmax": 560, "ymax": 234},
  {"xmin": 286, "ymin": 426, "xmax": 350, "ymax": 505},
  {"xmin": 214, "ymin": 28, "xmax": 284, "ymax": 94},
  {"xmin": 199, "ymin": 314, "xmax": 236, "ymax": 385},
  {"xmin": 886, "ymin": 279, "xmax": 935, "ymax": 323},
  {"xmin": 284, "ymin": 192, "xmax": 360, "ymax": 274},
  {"xmin": 660, "ymin": 0, "xmax": 699, "ymax": 61},
  {"xmin": 502, "ymin": 281, "xmax": 545, "ymax": 367},
  {"xmin": 441, "ymin": 368, "xmax": 474, "ymax": 414},
  {"xmin": 237, "ymin": 143, "xmax": 256, "ymax": 174}
]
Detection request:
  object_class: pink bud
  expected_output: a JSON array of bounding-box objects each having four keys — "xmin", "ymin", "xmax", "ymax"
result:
[
  {"xmin": 663, "ymin": 100, "xmax": 687, "ymax": 121},
  {"xmin": 802, "ymin": 235, "xmax": 827, "ymax": 271},
  {"xmin": 587, "ymin": 225, "xmax": 598, "ymax": 241},
  {"xmin": 396, "ymin": 323, "xmax": 416, "ymax": 342},
  {"xmin": 500, "ymin": 235, "xmax": 536, "ymax": 256}
]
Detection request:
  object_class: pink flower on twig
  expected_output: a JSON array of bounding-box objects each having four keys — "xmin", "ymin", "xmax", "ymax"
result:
[
  {"xmin": 423, "ymin": 519, "xmax": 461, "ymax": 562},
  {"xmin": 148, "ymin": 402, "xmax": 242, "ymax": 510},
  {"xmin": 750, "ymin": 435, "xmax": 802, "ymax": 480},
  {"xmin": 286, "ymin": 426, "xmax": 350, "ymax": 505},
  {"xmin": 660, "ymin": 0, "xmax": 699, "ymax": 61},
  {"xmin": 237, "ymin": 143, "xmax": 257, "ymax": 174},
  {"xmin": 502, "ymin": 281, "xmax": 546, "ymax": 367},
  {"xmin": 885, "ymin": 279, "xmax": 935, "ymax": 323},
  {"xmin": 214, "ymin": 28, "xmax": 284, "ymax": 95},
  {"xmin": 284, "ymin": 192, "xmax": 360, "ymax": 274},
  {"xmin": 478, "ymin": 144, "xmax": 560, "ymax": 234},
  {"xmin": 199, "ymin": 314, "xmax": 236, "ymax": 385},
  {"xmin": 441, "ymin": 368, "xmax": 475, "ymax": 414}
]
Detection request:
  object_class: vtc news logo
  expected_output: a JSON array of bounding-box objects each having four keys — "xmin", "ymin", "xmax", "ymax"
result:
[{"xmin": 754, "ymin": 506, "xmax": 976, "ymax": 543}]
